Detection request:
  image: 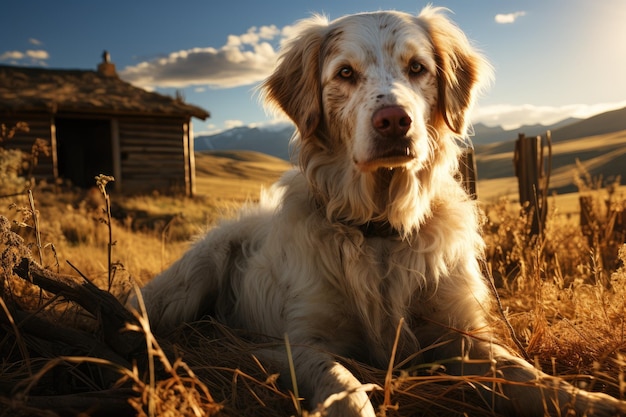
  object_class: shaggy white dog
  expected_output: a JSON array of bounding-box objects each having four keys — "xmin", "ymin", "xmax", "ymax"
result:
[{"xmin": 136, "ymin": 7, "xmax": 625, "ymax": 416}]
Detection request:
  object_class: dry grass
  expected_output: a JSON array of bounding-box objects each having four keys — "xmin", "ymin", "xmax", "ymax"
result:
[
  {"xmin": 475, "ymin": 128, "xmax": 626, "ymax": 201},
  {"xmin": 2, "ymin": 152, "xmax": 626, "ymax": 416},
  {"xmin": 194, "ymin": 150, "xmax": 292, "ymax": 202}
]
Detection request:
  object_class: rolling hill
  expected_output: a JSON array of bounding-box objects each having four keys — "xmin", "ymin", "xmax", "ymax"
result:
[
  {"xmin": 475, "ymin": 129, "xmax": 626, "ymax": 200},
  {"xmin": 193, "ymin": 107, "xmax": 626, "ymax": 202},
  {"xmin": 478, "ymin": 106, "xmax": 626, "ymax": 155},
  {"xmin": 475, "ymin": 106, "xmax": 626, "ymax": 199},
  {"xmin": 195, "ymin": 118, "xmax": 582, "ymax": 160},
  {"xmin": 195, "ymin": 107, "xmax": 626, "ymax": 162},
  {"xmin": 551, "ymin": 106, "xmax": 626, "ymax": 142},
  {"xmin": 471, "ymin": 117, "xmax": 580, "ymax": 145},
  {"xmin": 194, "ymin": 150, "xmax": 292, "ymax": 201},
  {"xmin": 195, "ymin": 125, "xmax": 295, "ymax": 161}
]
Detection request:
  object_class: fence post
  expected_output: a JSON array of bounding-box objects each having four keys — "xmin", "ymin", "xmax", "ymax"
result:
[
  {"xmin": 458, "ymin": 147, "xmax": 477, "ymax": 199},
  {"xmin": 513, "ymin": 131, "xmax": 552, "ymax": 238},
  {"xmin": 579, "ymin": 195, "xmax": 596, "ymax": 247}
]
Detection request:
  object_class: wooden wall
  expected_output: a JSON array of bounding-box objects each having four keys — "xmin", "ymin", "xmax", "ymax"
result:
[
  {"xmin": 117, "ymin": 116, "xmax": 190, "ymax": 195},
  {"xmin": 1, "ymin": 112, "xmax": 195, "ymax": 196}
]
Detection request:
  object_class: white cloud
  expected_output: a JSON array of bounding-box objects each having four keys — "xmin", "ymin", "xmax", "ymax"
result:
[
  {"xmin": 249, "ymin": 119, "xmax": 293, "ymax": 131},
  {"xmin": 0, "ymin": 48, "xmax": 49, "ymax": 65},
  {"xmin": 230, "ymin": 25, "xmax": 281, "ymax": 46},
  {"xmin": 26, "ymin": 49, "xmax": 49, "ymax": 60},
  {"xmin": 472, "ymin": 101, "xmax": 626, "ymax": 130},
  {"xmin": 495, "ymin": 11, "xmax": 526, "ymax": 24},
  {"xmin": 224, "ymin": 119, "xmax": 245, "ymax": 129},
  {"xmin": 196, "ymin": 118, "xmax": 294, "ymax": 136},
  {"xmin": 0, "ymin": 51, "xmax": 25, "ymax": 61},
  {"xmin": 195, "ymin": 123, "xmax": 220, "ymax": 136},
  {"xmin": 258, "ymin": 25, "xmax": 281, "ymax": 40},
  {"xmin": 120, "ymin": 24, "xmax": 285, "ymax": 89},
  {"xmin": 28, "ymin": 38, "xmax": 43, "ymax": 46},
  {"xmin": 278, "ymin": 24, "xmax": 300, "ymax": 46},
  {"xmin": 568, "ymin": 101, "xmax": 626, "ymax": 119}
]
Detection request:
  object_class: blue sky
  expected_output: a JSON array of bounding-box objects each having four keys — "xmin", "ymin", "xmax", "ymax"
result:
[{"xmin": 2, "ymin": 0, "xmax": 625, "ymax": 135}]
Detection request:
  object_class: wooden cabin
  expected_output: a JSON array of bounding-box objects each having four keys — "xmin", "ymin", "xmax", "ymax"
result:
[{"xmin": 0, "ymin": 53, "xmax": 209, "ymax": 196}]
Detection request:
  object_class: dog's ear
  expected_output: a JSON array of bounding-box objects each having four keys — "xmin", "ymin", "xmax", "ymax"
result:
[
  {"xmin": 420, "ymin": 8, "xmax": 492, "ymax": 136},
  {"xmin": 262, "ymin": 16, "xmax": 328, "ymax": 138}
]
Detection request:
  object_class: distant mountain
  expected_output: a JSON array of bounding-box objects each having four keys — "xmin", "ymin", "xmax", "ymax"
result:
[
  {"xmin": 550, "ymin": 106, "xmax": 626, "ymax": 142},
  {"xmin": 196, "ymin": 125, "xmax": 295, "ymax": 161},
  {"xmin": 474, "ymin": 106, "xmax": 626, "ymax": 195},
  {"xmin": 196, "ymin": 121, "xmax": 571, "ymax": 161},
  {"xmin": 471, "ymin": 117, "xmax": 581, "ymax": 146},
  {"xmin": 476, "ymin": 106, "xmax": 626, "ymax": 155},
  {"xmin": 195, "ymin": 107, "xmax": 626, "ymax": 162}
]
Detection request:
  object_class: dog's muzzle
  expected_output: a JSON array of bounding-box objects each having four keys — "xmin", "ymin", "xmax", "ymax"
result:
[{"xmin": 355, "ymin": 106, "xmax": 417, "ymax": 171}]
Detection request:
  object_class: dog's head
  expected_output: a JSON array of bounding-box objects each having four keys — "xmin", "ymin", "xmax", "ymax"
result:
[{"xmin": 263, "ymin": 7, "xmax": 491, "ymax": 233}]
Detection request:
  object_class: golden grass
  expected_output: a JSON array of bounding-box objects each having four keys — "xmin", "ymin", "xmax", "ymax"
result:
[
  {"xmin": 194, "ymin": 150, "xmax": 292, "ymax": 202},
  {"xmin": 475, "ymin": 129, "xmax": 626, "ymax": 202},
  {"xmin": 2, "ymin": 150, "xmax": 626, "ymax": 416},
  {"xmin": 1, "ymin": 149, "xmax": 286, "ymax": 287}
]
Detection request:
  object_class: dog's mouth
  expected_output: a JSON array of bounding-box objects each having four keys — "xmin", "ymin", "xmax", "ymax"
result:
[{"xmin": 355, "ymin": 139, "xmax": 416, "ymax": 172}]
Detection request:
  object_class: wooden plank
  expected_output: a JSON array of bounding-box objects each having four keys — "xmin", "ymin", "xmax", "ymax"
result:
[
  {"xmin": 111, "ymin": 118, "xmax": 122, "ymax": 192},
  {"xmin": 120, "ymin": 126, "xmax": 183, "ymax": 137},
  {"xmin": 119, "ymin": 130, "xmax": 184, "ymax": 141},
  {"xmin": 123, "ymin": 162, "xmax": 181, "ymax": 170},
  {"xmin": 123, "ymin": 175, "xmax": 182, "ymax": 182},
  {"xmin": 118, "ymin": 115, "xmax": 185, "ymax": 124},
  {"xmin": 183, "ymin": 120, "xmax": 190, "ymax": 196},
  {"xmin": 122, "ymin": 178, "xmax": 185, "ymax": 192},
  {"xmin": 124, "ymin": 150, "xmax": 182, "ymax": 161},
  {"xmin": 119, "ymin": 137, "xmax": 183, "ymax": 146},
  {"xmin": 120, "ymin": 146, "xmax": 183, "ymax": 154},
  {"xmin": 458, "ymin": 148, "xmax": 477, "ymax": 199},
  {"xmin": 123, "ymin": 165, "xmax": 183, "ymax": 174},
  {"xmin": 122, "ymin": 165, "xmax": 183, "ymax": 173},
  {"xmin": 116, "ymin": 117, "xmax": 187, "ymax": 195},
  {"xmin": 514, "ymin": 132, "xmax": 552, "ymax": 238},
  {"xmin": 187, "ymin": 120, "xmax": 196, "ymax": 197},
  {"xmin": 118, "ymin": 121, "xmax": 184, "ymax": 133}
]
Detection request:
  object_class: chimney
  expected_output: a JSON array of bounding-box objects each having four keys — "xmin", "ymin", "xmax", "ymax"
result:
[{"xmin": 97, "ymin": 50, "xmax": 117, "ymax": 77}]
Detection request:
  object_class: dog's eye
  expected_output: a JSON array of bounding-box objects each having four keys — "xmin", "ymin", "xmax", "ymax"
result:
[
  {"xmin": 409, "ymin": 61, "xmax": 425, "ymax": 76},
  {"xmin": 338, "ymin": 66, "xmax": 354, "ymax": 79}
]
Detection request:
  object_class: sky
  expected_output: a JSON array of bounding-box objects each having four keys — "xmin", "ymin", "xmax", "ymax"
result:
[{"xmin": 2, "ymin": 0, "xmax": 626, "ymax": 135}]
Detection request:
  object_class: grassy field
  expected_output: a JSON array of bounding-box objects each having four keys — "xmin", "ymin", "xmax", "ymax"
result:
[
  {"xmin": 2, "ymin": 148, "xmax": 626, "ymax": 416},
  {"xmin": 194, "ymin": 150, "xmax": 292, "ymax": 201},
  {"xmin": 476, "ymin": 129, "xmax": 626, "ymax": 202}
]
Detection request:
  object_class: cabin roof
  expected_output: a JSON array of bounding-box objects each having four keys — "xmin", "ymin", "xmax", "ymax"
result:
[{"xmin": 0, "ymin": 64, "xmax": 210, "ymax": 120}]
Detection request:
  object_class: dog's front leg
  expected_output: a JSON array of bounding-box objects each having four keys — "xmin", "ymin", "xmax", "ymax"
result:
[
  {"xmin": 287, "ymin": 346, "xmax": 377, "ymax": 417},
  {"xmin": 129, "ymin": 222, "xmax": 247, "ymax": 333},
  {"xmin": 435, "ymin": 335, "xmax": 626, "ymax": 416}
]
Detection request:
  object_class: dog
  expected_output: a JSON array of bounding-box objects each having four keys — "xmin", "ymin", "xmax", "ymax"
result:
[{"xmin": 134, "ymin": 7, "xmax": 625, "ymax": 416}]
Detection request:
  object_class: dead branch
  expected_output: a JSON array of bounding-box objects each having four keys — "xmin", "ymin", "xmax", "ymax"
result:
[
  {"xmin": 11, "ymin": 256, "xmax": 144, "ymax": 359},
  {"xmin": 3, "ymin": 307, "xmax": 132, "ymax": 369},
  {"xmin": 1, "ymin": 215, "xmax": 148, "ymax": 415},
  {"xmin": 3, "ymin": 389, "xmax": 136, "ymax": 417}
]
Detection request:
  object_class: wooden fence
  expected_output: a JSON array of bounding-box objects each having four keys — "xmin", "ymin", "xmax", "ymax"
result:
[
  {"xmin": 461, "ymin": 130, "xmax": 626, "ymax": 253},
  {"xmin": 513, "ymin": 132, "xmax": 552, "ymax": 238},
  {"xmin": 458, "ymin": 147, "xmax": 477, "ymax": 199}
]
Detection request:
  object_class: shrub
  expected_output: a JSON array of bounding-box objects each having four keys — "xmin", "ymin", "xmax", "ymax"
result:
[
  {"xmin": 0, "ymin": 147, "xmax": 27, "ymax": 195},
  {"xmin": 0, "ymin": 121, "xmax": 50, "ymax": 195}
]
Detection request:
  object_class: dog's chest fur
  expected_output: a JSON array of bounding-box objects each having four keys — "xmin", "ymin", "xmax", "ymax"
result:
[{"xmin": 225, "ymin": 176, "xmax": 477, "ymax": 366}]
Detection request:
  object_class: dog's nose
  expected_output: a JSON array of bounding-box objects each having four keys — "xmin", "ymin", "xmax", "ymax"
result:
[{"xmin": 372, "ymin": 106, "xmax": 412, "ymax": 138}]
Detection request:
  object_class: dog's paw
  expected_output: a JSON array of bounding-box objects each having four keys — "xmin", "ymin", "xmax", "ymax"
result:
[
  {"xmin": 570, "ymin": 390, "xmax": 626, "ymax": 417},
  {"xmin": 311, "ymin": 383, "xmax": 378, "ymax": 417}
]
